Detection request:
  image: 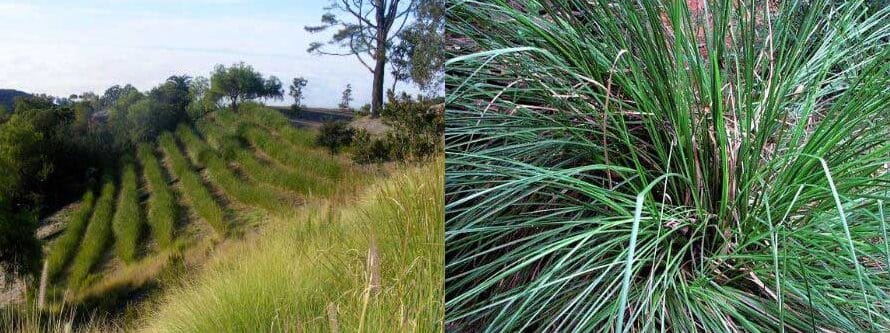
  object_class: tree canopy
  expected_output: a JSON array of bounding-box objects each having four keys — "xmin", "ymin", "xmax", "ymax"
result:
[
  {"xmin": 289, "ymin": 77, "xmax": 308, "ymax": 108},
  {"xmin": 306, "ymin": 0, "xmax": 418, "ymax": 117},
  {"xmin": 208, "ymin": 63, "xmax": 283, "ymax": 111}
]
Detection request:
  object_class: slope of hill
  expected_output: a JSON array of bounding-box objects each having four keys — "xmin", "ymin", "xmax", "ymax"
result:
[
  {"xmin": 0, "ymin": 89, "xmax": 30, "ymax": 112},
  {"xmin": 142, "ymin": 160, "xmax": 443, "ymax": 332}
]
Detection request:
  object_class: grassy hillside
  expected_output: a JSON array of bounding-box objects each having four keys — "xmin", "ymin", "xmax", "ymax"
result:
[
  {"xmin": 5, "ymin": 104, "xmax": 442, "ymax": 331},
  {"xmin": 141, "ymin": 161, "xmax": 443, "ymax": 332}
]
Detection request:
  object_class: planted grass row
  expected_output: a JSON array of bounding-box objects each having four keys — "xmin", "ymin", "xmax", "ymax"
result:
[
  {"xmin": 45, "ymin": 190, "xmax": 96, "ymax": 281},
  {"xmin": 241, "ymin": 125, "xmax": 342, "ymax": 180},
  {"xmin": 137, "ymin": 143, "xmax": 178, "ymax": 249},
  {"xmin": 213, "ymin": 110, "xmax": 342, "ymax": 180},
  {"xmin": 196, "ymin": 121, "xmax": 334, "ymax": 197},
  {"xmin": 242, "ymin": 104, "xmax": 316, "ymax": 147},
  {"xmin": 111, "ymin": 161, "xmax": 142, "ymax": 264},
  {"xmin": 68, "ymin": 177, "xmax": 116, "ymax": 290},
  {"xmin": 159, "ymin": 132, "xmax": 227, "ymax": 236},
  {"xmin": 175, "ymin": 124, "xmax": 289, "ymax": 214}
]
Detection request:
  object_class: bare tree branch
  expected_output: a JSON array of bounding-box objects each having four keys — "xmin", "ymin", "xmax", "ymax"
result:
[{"xmin": 340, "ymin": 0, "xmax": 377, "ymax": 29}]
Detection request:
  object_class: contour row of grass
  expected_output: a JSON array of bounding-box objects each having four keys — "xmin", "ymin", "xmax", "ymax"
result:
[
  {"xmin": 241, "ymin": 104, "xmax": 316, "ymax": 148},
  {"xmin": 214, "ymin": 110, "xmax": 343, "ymax": 180},
  {"xmin": 175, "ymin": 124, "xmax": 290, "ymax": 215},
  {"xmin": 196, "ymin": 120, "xmax": 334, "ymax": 197},
  {"xmin": 159, "ymin": 132, "xmax": 227, "ymax": 236},
  {"xmin": 137, "ymin": 143, "xmax": 178, "ymax": 249},
  {"xmin": 67, "ymin": 177, "xmax": 116, "ymax": 290},
  {"xmin": 111, "ymin": 160, "xmax": 142, "ymax": 264},
  {"xmin": 143, "ymin": 160, "xmax": 444, "ymax": 332},
  {"xmin": 45, "ymin": 190, "xmax": 96, "ymax": 281}
]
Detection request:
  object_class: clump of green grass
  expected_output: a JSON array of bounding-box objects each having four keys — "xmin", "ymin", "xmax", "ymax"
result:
[
  {"xmin": 137, "ymin": 143, "xmax": 178, "ymax": 249},
  {"xmin": 1, "ymin": 304, "xmax": 118, "ymax": 333},
  {"xmin": 241, "ymin": 104, "xmax": 316, "ymax": 147},
  {"xmin": 142, "ymin": 161, "xmax": 444, "ymax": 332},
  {"xmin": 111, "ymin": 160, "xmax": 142, "ymax": 264},
  {"xmin": 45, "ymin": 190, "xmax": 95, "ymax": 281},
  {"xmin": 196, "ymin": 120, "xmax": 334, "ymax": 197},
  {"xmin": 241, "ymin": 125, "xmax": 343, "ymax": 180},
  {"xmin": 159, "ymin": 132, "xmax": 227, "ymax": 236},
  {"xmin": 213, "ymin": 109, "xmax": 343, "ymax": 180},
  {"xmin": 68, "ymin": 176, "xmax": 116, "ymax": 290},
  {"xmin": 446, "ymin": 1, "xmax": 890, "ymax": 331},
  {"xmin": 175, "ymin": 124, "xmax": 289, "ymax": 214}
]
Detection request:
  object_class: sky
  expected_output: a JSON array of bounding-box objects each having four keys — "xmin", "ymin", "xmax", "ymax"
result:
[{"xmin": 0, "ymin": 0, "xmax": 412, "ymax": 107}]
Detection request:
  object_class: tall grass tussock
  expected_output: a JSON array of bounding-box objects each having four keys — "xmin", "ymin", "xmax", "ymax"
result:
[
  {"xmin": 137, "ymin": 143, "xmax": 178, "ymax": 249},
  {"xmin": 111, "ymin": 161, "xmax": 142, "ymax": 263},
  {"xmin": 45, "ymin": 190, "xmax": 95, "ymax": 281},
  {"xmin": 1, "ymin": 304, "xmax": 117, "ymax": 333},
  {"xmin": 68, "ymin": 177, "xmax": 116, "ymax": 290},
  {"xmin": 446, "ymin": 0, "xmax": 890, "ymax": 331},
  {"xmin": 159, "ymin": 132, "xmax": 227, "ymax": 236},
  {"xmin": 142, "ymin": 161, "xmax": 444, "ymax": 332}
]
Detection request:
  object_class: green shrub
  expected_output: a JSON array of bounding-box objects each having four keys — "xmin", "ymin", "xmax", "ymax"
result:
[
  {"xmin": 351, "ymin": 129, "xmax": 393, "ymax": 164},
  {"xmin": 0, "ymin": 204, "xmax": 39, "ymax": 273},
  {"xmin": 111, "ymin": 161, "xmax": 143, "ymax": 263},
  {"xmin": 159, "ymin": 132, "xmax": 227, "ymax": 236},
  {"xmin": 137, "ymin": 143, "xmax": 178, "ymax": 249},
  {"xmin": 446, "ymin": 1, "xmax": 890, "ymax": 331},
  {"xmin": 380, "ymin": 92, "xmax": 443, "ymax": 161},
  {"xmin": 45, "ymin": 190, "xmax": 95, "ymax": 281},
  {"xmin": 68, "ymin": 177, "xmax": 116, "ymax": 290},
  {"xmin": 176, "ymin": 124, "xmax": 288, "ymax": 214},
  {"xmin": 197, "ymin": 121, "xmax": 334, "ymax": 197},
  {"xmin": 315, "ymin": 121, "xmax": 355, "ymax": 155}
]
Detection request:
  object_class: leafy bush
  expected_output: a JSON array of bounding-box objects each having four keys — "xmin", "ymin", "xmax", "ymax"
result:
[
  {"xmin": 446, "ymin": 1, "xmax": 890, "ymax": 331},
  {"xmin": 111, "ymin": 161, "xmax": 142, "ymax": 263},
  {"xmin": 350, "ymin": 94, "xmax": 444, "ymax": 164},
  {"xmin": 0, "ymin": 204, "xmax": 40, "ymax": 272},
  {"xmin": 380, "ymin": 92, "xmax": 443, "ymax": 161},
  {"xmin": 316, "ymin": 121, "xmax": 355, "ymax": 155},
  {"xmin": 351, "ymin": 129, "xmax": 393, "ymax": 164},
  {"xmin": 68, "ymin": 177, "xmax": 116, "ymax": 290},
  {"xmin": 159, "ymin": 132, "xmax": 227, "ymax": 236},
  {"xmin": 137, "ymin": 143, "xmax": 178, "ymax": 249}
]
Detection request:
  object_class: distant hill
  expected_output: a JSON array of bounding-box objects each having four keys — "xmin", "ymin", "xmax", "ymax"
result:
[{"xmin": 0, "ymin": 89, "xmax": 31, "ymax": 113}]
